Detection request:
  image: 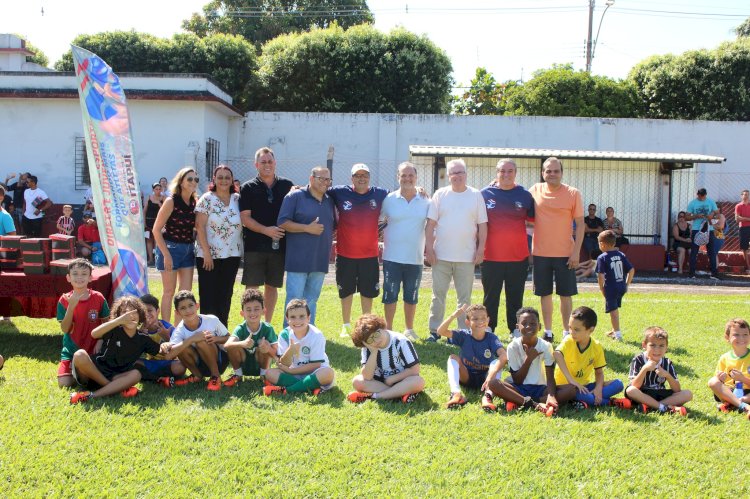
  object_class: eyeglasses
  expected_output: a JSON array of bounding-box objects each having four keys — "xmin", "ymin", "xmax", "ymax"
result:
[
  {"xmin": 448, "ymin": 171, "xmax": 466, "ymax": 176},
  {"xmin": 352, "ymin": 174, "xmax": 370, "ymax": 179},
  {"xmin": 313, "ymin": 176, "xmax": 332, "ymax": 183},
  {"xmin": 364, "ymin": 329, "xmax": 382, "ymax": 346},
  {"xmin": 185, "ymin": 176, "xmax": 199, "ymax": 183}
]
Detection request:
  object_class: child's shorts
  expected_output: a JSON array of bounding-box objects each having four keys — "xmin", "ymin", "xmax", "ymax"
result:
[
  {"xmin": 604, "ymin": 287, "xmax": 626, "ymax": 313},
  {"xmin": 626, "ymin": 387, "xmax": 673, "ymax": 402},
  {"xmin": 241, "ymin": 349, "xmax": 262, "ymax": 376},
  {"xmin": 155, "ymin": 241, "xmax": 195, "ymax": 271},
  {"xmin": 511, "ymin": 383, "xmax": 548, "ymax": 400},
  {"xmin": 461, "ymin": 370, "xmax": 488, "ymax": 390},
  {"xmin": 195, "ymin": 349, "xmax": 229, "ymax": 377},
  {"xmin": 137, "ymin": 359, "xmax": 176, "ymax": 380},
  {"xmin": 57, "ymin": 359, "xmax": 72, "ymax": 378}
]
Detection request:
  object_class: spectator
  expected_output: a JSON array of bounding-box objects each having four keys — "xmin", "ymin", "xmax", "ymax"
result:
[
  {"xmin": 22, "ymin": 175, "xmax": 52, "ymax": 237},
  {"xmin": 734, "ymin": 189, "xmax": 750, "ymax": 273},
  {"xmin": 583, "ymin": 204, "xmax": 604, "ymax": 258},
  {"xmin": 686, "ymin": 187, "xmax": 719, "ymax": 279},
  {"xmin": 143, "ymin": 182, "xmax": 164, "ymax": 266},
  {"xmin": 277, "ymin": 166, "xmax": 335, "ymax": 325},
  {"xmin": 239, "ymin": 147, "xmax": 294, "ymax": 324},
  {"xmin": 380, "ymin": 161, "xmax": 430, "ymax": 340},
  {"xmin": 152, "ymin": 168, "xmax": 199, "ymax": 323},
  {"xmin": 528, "ymin": 157, "xmax": 584, "ymax": 342},
  {"xmin": 195, "ymin": 165, "xmax": 243, "ymax": 327},
  {"xmin": 56, "ymin": 205, "xmax": 75, "ymax": 236},
  {"xmin": 0, "ymin": 184, "xmax": 16, "ymax": 235},
  {"xmin": 671, "ymin": 211, "xmax": 692, "ymax": 274},
  {"xmin": 77, "ymin": 214, "xmax": 105, "ymax": 264},
  {"xmin": 1, "ymin": 183, "xmax": 13, "ymax": 214},
  {"xmin": 481, "ymin": 159, "xmax": 534, "ymax": 337},
  {"xmin": 425, "ymin": 159, "xmax": 488, "ymax": 342},
  {"xmin": 603, "ymin": 207, "xmax": 628, "ymax": 247},
  {"xmin": 4, "ymin": 172, "xmax": 28, "ymax": 232},
  {"xmin": 711, "ymin": 212, "xmax": 727, "ymax": 271},
  {"xmin": 159, "ymin": 177, "xmax": 170, "ymax": 197}
]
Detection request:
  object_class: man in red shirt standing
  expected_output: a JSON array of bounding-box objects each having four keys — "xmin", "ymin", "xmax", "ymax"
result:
[
  {"xmin": 77, "ymin": 213, "xmax": 101, "ymax": 258},
  {"xmin": 734, "ymin": 189, "xmax": 750, "ymax": 273}
]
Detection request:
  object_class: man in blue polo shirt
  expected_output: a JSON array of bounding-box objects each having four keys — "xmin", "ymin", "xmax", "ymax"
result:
[{"xmin": 277, "ymin": 166, "xmax": 335, "ymax": 325}]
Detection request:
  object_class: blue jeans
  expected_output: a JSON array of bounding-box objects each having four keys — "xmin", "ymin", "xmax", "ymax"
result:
[
  {"xmin": 575, "ymin": 379, "xmax": 624, "ymax": 406},
  {"xmin": 284, "ymin": 271, "xmax": 325, "ymax": 326},
  {"xmin": 689, "ymin": 229, "xmax": 717, "ymax": 274}
]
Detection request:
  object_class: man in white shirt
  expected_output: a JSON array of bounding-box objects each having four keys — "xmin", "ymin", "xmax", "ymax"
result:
[{"xmin": 22, "ymin": 174, "xmax": 52, "ymax": 237}]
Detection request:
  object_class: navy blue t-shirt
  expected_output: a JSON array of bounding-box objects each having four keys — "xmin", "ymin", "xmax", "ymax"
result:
[
  {"xmin": 277, "ymin": 186, "xmax": 335, "ymax": 273},
  {"xmin": 595, "ymin": 249, "xmax": 633, "ymax": 293},
  {"xmin": 450, "ymin": 329, "xmax": 504, "ymax": 375}
]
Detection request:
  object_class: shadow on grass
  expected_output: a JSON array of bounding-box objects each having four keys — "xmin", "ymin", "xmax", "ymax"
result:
[
  {"xmin": 606, "ymin": 405, "xmax": 723, "ymax": 424},
  {"xmin": 372, "ymin": 391, "xmax": 440, "ymax": 414},
  {"xmin": 326, "ymin": 341, "xmax": 362, "ymax": 373},
  {"xmin": 0, "ymin": 325, "xmax": 61, "ymax": 364}
]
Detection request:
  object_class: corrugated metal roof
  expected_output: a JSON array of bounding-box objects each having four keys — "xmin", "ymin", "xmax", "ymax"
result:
[{"xmin": 408, "ymin": 145, "xmax": 725, "ymax": 163}]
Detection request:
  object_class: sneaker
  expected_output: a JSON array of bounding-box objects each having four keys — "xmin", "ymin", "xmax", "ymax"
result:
[
  {"xmin": 709, "ymin": 273, "xmax": 720, "ymax": 281},
  {"xmin": 717, "ymin": 402, "xmax": 733, "ymax": 413},
  {"xmin": 262, "ymin": 378, "xmax": 274, "ymax": 387},
  {"xmin": 535, "ymin": 403, "xmax": 555, "ymax": 417},
  {"xmin": 614, "ymin": 332, "xmax": 623, "ymax": 342},
  {"xmin": 403, "ymin": 329, "xmax": 419, "ymax": 341},
  {"xmin": 445, "ymin": 392, "xmax": 468, "ymax": 409},
  {"xmin": 401, "ymin": 392, "xmax": 419, "ymax": 404},
  {"xmin": 542, "ymin": 331, "xmax": 554, "ymax": 342},
  {"xmin": 610, "ymin": 397, "xmax": 632, "ymax": 410},
  {"xmin": 311, "ymin": 388, "xmax": 322, "ymax": 396},
  {"xmin": 505, "ymin": 401, "xmax": 518, "ymax": 412},
  {"xmin": 206, "ymin": 376, "xmax": 222, "ymax": 391},
  {"xmin": 570, "ymin": 400, "xmax": 589, "ymax": 410},
  {"xmin": 174, "ymin": 375, "xmax": 202, "ymax": 386},
  {"xmin": 481, "ymin": 392, "xmax": 497, "ymax": 412},
  {"xmin": 340, "ymin": 324, "xmax": 352, "ymax": 338},
  {"xmin": 156, "ymin": 376, "xmax": 174, "ymax": 388},
  {"xmin": 669, "ymin": 405, "xmax": 688, "ymax": 416},
  {"xmin": 347, "ymin": 391, "xmax": 373, "ymax": 404},
  {"xmin": 636, "ymin": 403, "xmax": 649, "ymax": 414},
  {"xmin": 263, "ymin": 385, "xmax": 287, "ymax": 397},
  {"xmin": 223, "ymin": 374, "xmax": 242, "ymax": 388},
  {"xmin": 425, "ymin": 331, "xmax": 440, "ymax": 343},
  {"xmin": 120, "ymin": 386, "xmax": 140, "ymax": 398},
  {"xmin": 69, "ymin": 391, "xmax": 92, "ymax": 405}
]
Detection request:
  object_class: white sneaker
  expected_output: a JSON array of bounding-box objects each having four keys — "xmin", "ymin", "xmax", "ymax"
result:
[
  {"xmin": 614, "ymin": 332, "xmax": 623, "ymax": 342},
  {"xmin": 340, "ymin": 324, "xmax": 352, "ymax": 338},
  {"xmin": 403, "ymin": 329, "xmax": 419, "ymax": 341}
]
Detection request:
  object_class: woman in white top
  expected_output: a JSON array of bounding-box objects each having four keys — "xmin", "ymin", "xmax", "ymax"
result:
[{"xmin": 195, "ymin": 165, "xmax": 243, "ymax": 327}]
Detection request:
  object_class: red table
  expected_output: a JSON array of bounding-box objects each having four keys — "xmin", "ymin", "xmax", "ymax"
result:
[{"xmin": 0, "ymin": 267, "xmax": 113, "ymax": 318}]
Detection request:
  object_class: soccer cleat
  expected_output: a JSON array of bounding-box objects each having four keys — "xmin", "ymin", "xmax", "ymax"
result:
[
  {"xmin": 69, "ymin": 391, "xmax": 92, "ymax": 405},
  {"xmin": 120, "ymin": 386, "xmax": 140, "ymax": 398},
  {"xmin": 311, "ymin": 388, "xmax": 322, "ymax": 396},
  {"xmin": 717, "ymin": 402, "xmax": 733, "ymax": 413},
  {"xmin": 635, "ymin": 403, "xmax": 649, "ymax": 414},
  {"xmin": 505, "ymin": 401, "xmax": 518, "ymax": 412},
  {"xmin": 481, "ymin": 392, "xmax": 497, "ymax": 412},
  {"xmin": 206, "ymin": 376, "xmax": 222, "ymax": 391},
  {"xmin": 535, "ymin": 403, "xmax": 555, "ymax": 417},
  {"xmin": 669, "ymin": 405, "xmax": 688, "ymax": 416},
  {"xmin": 347, "ymin": 391, "xmax": 373, "ymax": 403},
  {"xmin": 174, "ymin": 375, "xmax": 202, "ymax": 386},
  {"xmin": 403, "ymin": 329, "xmax": 419, "ymax": 341},
  {"xmin": 610, "ymin": 397, "xmax": 632, "ymax": 410},
  {"xmin": 445, "ymin": 392, "xmax": 468, "ymax": 409},
  {"xmin": 570, "ymin": 400, "xmax": 589, "ymax": 410},
  {"xmin": 542, "ymin": 332, "xmax": 554, "ymax": 343},
  {"xmin": 340, "ymin": 324, "xmax": 352, "ymax": 338},
  {"xmin": 401, "ymin": 392, "xmax": 419, "ymax": 404},
  {"xmin": 222, "ymin": 374, "xmax": 242, "ymax": 388},
  {"xmin": 263, "ymin": 385, "xmax": 287, "ymax": 397},
  {"xmin": 156, "ymin": 376, "xmax": 174, "ymax": 388},
  {"xmin": 425, "ymin": 332, "xmax": 440, "ymax": 343},
  {"xmin": 262, "ymin": 378, "xmax": 274, "ymax": 387}
]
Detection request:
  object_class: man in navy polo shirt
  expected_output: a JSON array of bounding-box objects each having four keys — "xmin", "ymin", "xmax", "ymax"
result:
[
  {"xmin": 239, "ymin": 147, "xmax": 294, "ymax": 323},
  {"xmin": 277, "ymin": 166, "xmax": 335, "ymax": 325}
]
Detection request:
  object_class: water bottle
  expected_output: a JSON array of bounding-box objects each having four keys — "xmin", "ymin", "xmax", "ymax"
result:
[
  {"xmin": 271, "ymin": 238, "xmax": 280, "ymax": 250},
  {"xmin": 734, "ymin": 381, "xmax": 744, "ymax": 399}
]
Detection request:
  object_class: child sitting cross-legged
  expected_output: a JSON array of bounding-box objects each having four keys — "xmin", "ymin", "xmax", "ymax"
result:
[
  {"xmin": 347, "ymin": 313, "xmax": 425, "ymax": 404},
  {"xmin": 69, "ymin": 296, "xmax": 161, "ymax": 404},
  {"xmin": 134, "ymin": 293, "xmax": 186, "ymax": 387},
  {"xmin": 708, "ymin": 318, "xmax": 750, "ymax": 417},
  {"xmin": 623, "ymin": 326, "xmax": 692, "ymax": 415},
  {"xmin": 262, "ymin": 299, "xmax": 335, "ymax": 396}
]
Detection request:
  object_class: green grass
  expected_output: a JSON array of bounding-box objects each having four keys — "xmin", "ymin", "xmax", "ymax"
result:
[{"xmin": 1, "ymin": 281, "xmax": 749, "ymax": 496}]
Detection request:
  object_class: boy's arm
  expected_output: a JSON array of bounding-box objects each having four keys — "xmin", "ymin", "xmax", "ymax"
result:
[
  {"xmin": 592, "ymin": 367, "xmax": 604, "ymax": 404},
  {"xmin": 509, "ymin": 346, "xmax": 538, "ymax": 385},
  {"xmin": 384, "ymin": 364, "xmax": 420, "ymax": 386},
  {"xmin": 484, "ymin": 348, "xmax": 508, "ymax": 389},
  {"xmin": 656, "ymin": 364, "xmax": 681, "ymax": 392},
  {"xmin": 552, "ymin": 350, "xmax": 588, "ymax": 393},
  {"xmin": 59, "ymin": 290, "xmax": 86, "ymax": 333},
  {"xmin": 629, "ymin": 364, "xmax": 650, "ymax": 389},
  {"xmin": 437, "ymin": 304, "xmax": 468, "ymax": 338},
  {"xmin": 360, "ymin": 348, "xmax": 379, "ymax": 380},
  {"xmin": 91, "ymin": 312, "xmax": 132, "ymax": 339},
  {"xmin": 160, "ymin": 334, "xmax": 202, "ymax": 359},
  {"xmin": 279, "ymin": 361, "xmax": 322, "ymax": 375},
  {"xmin": 597, "ymin": 273, "xmax": 605, "ymax": 294},
  {"xmin": 626, "ymin": 267, "xmax": 635, "ymax": 286}
]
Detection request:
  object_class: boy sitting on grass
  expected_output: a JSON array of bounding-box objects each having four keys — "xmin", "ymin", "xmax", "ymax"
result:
[
  {"xmin": 263, "ymin": 299, "xmax": 335, "ymax": 396},
  {"xmin": 623, "ymin": 326, "xmax": 692, "ymax": 415},
  {"xmin": 159, "ymin": 290, "xmax": 230, "ymax": 391},
  {"xmin": 488, "ymin": 307, "xmax": 557, "ymax": 416},
  {"xmin": 708, "ymin": 318, "xmax": 750, "ymax": 416},
  {"xmin": 134, "ymin": 293, "xmax": 185, "ymax": 387},
  {"xmin": 437, "ymin": 304, "xmax": 507, "ymax": 410},
  {"xmin": 596, "ymin": 230, "xmax": 635, "ymax": 342},
  {"xmin": 57, "ymin": 258, "xmax": 110, "ymax": 388},
  {"xmin": 347, "ymin": 313, "xmax": 425, "ymax": 404},
  {"xmin": 69, "ymin": 296, "xmax": 161, "ymax": 404},
  {"xmin": 223, "ymin": 289, "xmax": 278, "ymax": 387},
  {"xmin": 553, "ymin": 306, "xmax": 626, "ymax": 409}
]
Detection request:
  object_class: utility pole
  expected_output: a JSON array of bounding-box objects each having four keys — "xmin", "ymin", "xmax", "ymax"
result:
[{"xmin": 585, "ymin": 0, "xmax": 595, "ymax": 73}]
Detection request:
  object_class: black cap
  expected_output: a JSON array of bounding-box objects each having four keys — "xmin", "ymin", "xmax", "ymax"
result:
[{"xmin": 697, "ymin": 188, "xmax": 707, "ymax": 196}]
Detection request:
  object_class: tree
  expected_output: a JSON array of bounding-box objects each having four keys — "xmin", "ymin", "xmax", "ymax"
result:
[
  {"xmin": 254, "ymin": 24, "xmax": 453, "ymax": 113},
  {"xmin": 503, "ymin": 64, "xmax": 638, "ymax": 118},
  {"xmin": 54, "ymin": 31, "xmax": 257, "ymax": 110},
  {"xmin": 21, "ymin": 40, "xmax": 49, "ymax": 67},
  {"xmin": 736, "ymin": 17, "xmax": 750, "ymax": 38},
  {"xmin": 628, "ymin": 38, "xmax": 750, "ymax": 121},
  {"xmin": 452, "ymin": 67, "xmax": 517, "ymax": 115},
  {"xmin": 183, "ymin": 0, "xmax": 374, "ymax": 48}
]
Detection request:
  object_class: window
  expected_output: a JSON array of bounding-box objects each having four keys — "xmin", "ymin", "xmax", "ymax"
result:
[
  {"xmin": 74, "ymin": 136, "xmax": 91, "ymax": 189},
  {"xmin": 205, "ymin": 138, "xmax": 220, "ymax": 178}
]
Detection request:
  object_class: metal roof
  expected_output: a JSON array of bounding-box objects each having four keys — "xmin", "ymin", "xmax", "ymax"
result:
[{"xmin": 408, "ymin": 145, "xmax": 725, "ymax": 164}]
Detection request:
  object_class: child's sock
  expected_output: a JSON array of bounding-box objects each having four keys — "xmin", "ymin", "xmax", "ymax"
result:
[
  {"xmin": 276, "ymin": 372, "xmax": 298, "ymax": 387},
  {"xmin": 739, "ymin": 401, "xmax": 749, "ymax": 411},
  {"xmin": 286, "ymin": 373, "xmax": 321, "ymax": 393},
  {"xmin": 658, "ymin": 403, "xmax": 667, "ymax": 413},
  {"xmin": 522, "ymin": 396, "xmax": 536, "ymax": 409},
  {"xmin": 447, "ymin": 358, "xmax": 461, "ymax": 394},
  {"xmin": 371, "ymin": 392, "xmax": 380, "ymax": 400},
  {"xmin": 234, "ymin": 368, "xmax": 243, "ymax": 376},
  {"xmin": 614, "ymin": 330, "xmax": 622, "ymax": 340},
  {"xmin": 259, "ymin": 368, "xmax": 266, "ymax": 377},
  {"xmin": 543, "ymin": 329, "xmax": 554, "ymax": 340}
]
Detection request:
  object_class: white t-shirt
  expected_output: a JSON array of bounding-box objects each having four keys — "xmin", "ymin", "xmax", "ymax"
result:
[
  {"xmin": 277, "ymin": 324, "xmax": 330, "ymax": 369},
  {"xmin": 23, "ymin": 187, "xmax": 49, "ymax": 219},
  {"xmin": 194, "ymin": 191, "xmax": 243, "ymax": 259},
  {"xmin": 507, "ymin": 336, "xmax": 555, "ymax": 386},
  {"xmin": 170, "ymin": 314, "xmax": 229, "ymax": 351},
  {"xmin": 381, "ymin": 191, "xmax": 430, "ymax": 265},
  {"xmin": 427, "ymin": 186, "xmax": 488, "ymax": 262}
]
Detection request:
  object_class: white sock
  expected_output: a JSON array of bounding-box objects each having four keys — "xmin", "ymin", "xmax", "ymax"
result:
[
  {"xmin": 372, "ymin": 392, "xmax": 380, "ymax": 400},
  {"xmin": 447, "ymin": 358, "xmax": 461, "ymax": 394},
  {"xmin": 614, "ymin": 330, "xmax": 622, "ymax": 339},
  {"xmin": 343, "ymin": 323, "xmax": 350, "ymax": 328},
  {"xmin": 658, "ymin": 403, "xmax": 667, "ymax": 412},
  {"xmin": 234, "ymin": 368, "xmax": 243, "ymax": 376},
  {"xmin": 259, "ymin": 368, "xmax": 266, "ymax": 376},
  {"xmin": 544, "ymin": 329, "xmax": 553, "ymax": 338}
]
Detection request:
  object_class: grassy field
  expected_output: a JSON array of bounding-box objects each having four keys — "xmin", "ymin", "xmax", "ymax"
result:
[{"xmin": 1, "ymin": 281, "xmax": 749, "ymax": 497}]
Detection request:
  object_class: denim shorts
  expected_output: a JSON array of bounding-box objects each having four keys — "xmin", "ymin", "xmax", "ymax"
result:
[
  {"xmin": 382, "ymin": 260, "xmax": 423, "ymax": 305},
  {"xmin": 155, "ymin": 241, "xmax": 195, "ymax": 271}
]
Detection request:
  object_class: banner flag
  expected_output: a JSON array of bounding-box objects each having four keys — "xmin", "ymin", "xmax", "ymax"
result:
[{"xmin": 72, "ymin": 45, "xmax": 148, "ymax": 298}]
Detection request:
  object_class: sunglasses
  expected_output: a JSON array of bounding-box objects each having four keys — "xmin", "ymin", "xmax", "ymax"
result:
[{"xmin": 185, "ymin": 176, "xmax": 199, "ymax": 183}]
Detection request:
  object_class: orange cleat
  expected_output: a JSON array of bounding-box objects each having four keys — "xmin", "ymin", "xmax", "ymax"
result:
[
  {"xmin": 223, "ymin": 374, "xmax": 241, "ymax": 388},
  {"xmin": 401, "ymin": 392, "xmax": 419, "ymax": 404},
  {"xmin": 481, "ymin": 392, "xmax": 497, "ymax": 412},
  {"xmin": 445, "ymin": 392, "xmax": 467, "ymax": 409},
  {"xmin": 610, "ymin": 397, "xmax": 632, "ymax": 410},
  {"xmin": 263, "ymin": 385, "xmax": 287, "ymax": 397},
  {"xmin": 669, "ymin": 405, "xmax": 688, "ymax": 416},
  {"xmin": 69, "ymin": 391, "xmax": 92, "ymax": 405},
  {"xmin": 156, "ymin": 376, "xmax": 174, "ymax": 388},
  {"xmin": 505, "ymin": 401, "xmax": 518, "ymax": 412},
  {"xmin": 120, "ymin": 386, "xmax": 140, "ymax": 398},
  {"xmin": 206, "ymin": 376, "xmax": 222, "ymax": 391},
  {"xmin": 174, "ymin": 375, "xmax": 202, "ymax": 386}
]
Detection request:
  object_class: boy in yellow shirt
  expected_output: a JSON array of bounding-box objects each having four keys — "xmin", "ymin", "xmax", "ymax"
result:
[{"xmin": 708, "ymin": 318, "xmax": 750, "ymax": 416}]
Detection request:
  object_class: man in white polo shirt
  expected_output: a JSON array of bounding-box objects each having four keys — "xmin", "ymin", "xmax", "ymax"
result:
[{"xmin": 380, "ymin": 162, "xmax": 430, "ymax": 341}]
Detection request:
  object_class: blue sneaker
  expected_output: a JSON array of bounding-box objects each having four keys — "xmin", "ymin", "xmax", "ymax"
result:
[{"xmin": 425, "ymin": 331, "xmax": 440, "ymax": 343}]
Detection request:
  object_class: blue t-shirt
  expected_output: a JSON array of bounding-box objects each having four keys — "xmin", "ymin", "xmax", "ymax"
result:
[
  {"xmin": 277, "ymin": 186, "xmax": 335, "ymax": 273},
  {"xmin": 0, "ymin": 209, "xmax": 15, "ymax": 235},
  {"xmin": 595, "ymin": 249, "xmax": 633, "ymax": 293},
  {"xmin": 687, "ymin": 197, "xmax": 718, "ymax": 231},
  {"xmin": 450, "ymin": 329, "xmax": 504, "ymax": 375}
]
